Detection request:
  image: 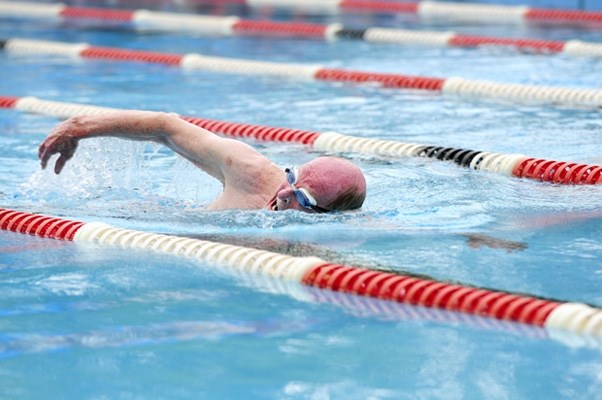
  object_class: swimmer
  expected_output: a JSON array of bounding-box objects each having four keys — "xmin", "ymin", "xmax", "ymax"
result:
[
  {"xmin": 38, "ymin": 111, "xmax": 366, "ymax": 212},
  {"xmin": 37, "ymin": 112, "xmax": 531, "ymax": 253}
]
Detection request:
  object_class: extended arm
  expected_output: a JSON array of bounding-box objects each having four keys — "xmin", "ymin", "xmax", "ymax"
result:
[
  {"xmin": 38, "ymin": 111, "xmax": 270, "ymax": 185},
  {"xmin": 39, "ymin": 111, "xmax": 168, "ymax": 174}
]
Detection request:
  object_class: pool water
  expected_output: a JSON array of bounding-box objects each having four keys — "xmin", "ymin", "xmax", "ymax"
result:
[{"xmin": 1, "ymin": 1, "xmax": 602, "ymax": 398}]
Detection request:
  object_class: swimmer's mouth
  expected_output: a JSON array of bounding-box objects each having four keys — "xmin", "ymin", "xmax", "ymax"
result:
[{"xmin": 268, "ymin": 197, "xmax": 278, "ymax": 211}]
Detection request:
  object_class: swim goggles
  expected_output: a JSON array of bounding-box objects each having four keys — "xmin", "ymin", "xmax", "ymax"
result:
[{"xmin": 285, "ymin": 166, "xmax": 330, "ymax": 213}]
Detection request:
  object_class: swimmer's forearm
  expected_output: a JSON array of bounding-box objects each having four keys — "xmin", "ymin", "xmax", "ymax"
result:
[
  {"xmin": 39, "ymin": 111, "xmax": 194, "ymax": 174},
  {"xmin": 64, "ymin": 111, "xmax": 177, "ymax": 143},
  {"xmin": 42, "ymin": 109, "xmax": 243, "ymax": 180},
  {"xmin": 72, "ymin": 112, "xmax": 216, "ymax": 162}
]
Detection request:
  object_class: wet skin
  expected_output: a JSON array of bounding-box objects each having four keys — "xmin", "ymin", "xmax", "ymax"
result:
[{"xmin": 38, "ymin": 112, "xmax": 366, "ymax": 213}]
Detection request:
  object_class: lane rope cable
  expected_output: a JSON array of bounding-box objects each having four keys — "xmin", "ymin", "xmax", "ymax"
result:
[
  {"xmin": 138, "ymin": 0, "xmax": 601, "ymax": 28},
  {"xmin": 1, "ymin": 206, "xmax": 601, "ymax": 345},
  {"xmin": 1, "ymin": 94, "xmax": 600, "ymax": 185},
  {"xmin": 2, "ymin": 38, "xmax": 602, "ymax": 111},
  {"xmin": 1, "ymin": 2, "xmax": 601, "ymax": 58}
]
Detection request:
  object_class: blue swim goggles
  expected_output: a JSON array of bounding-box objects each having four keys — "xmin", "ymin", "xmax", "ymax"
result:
[{"xmin": 285, "ymin": 166, "xmax": 330, "ymax": 213}]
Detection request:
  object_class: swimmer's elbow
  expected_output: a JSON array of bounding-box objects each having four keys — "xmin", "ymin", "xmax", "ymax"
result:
[{"xmin": 152, "ymin": 112, "xmax": 182, "ymax": 143}]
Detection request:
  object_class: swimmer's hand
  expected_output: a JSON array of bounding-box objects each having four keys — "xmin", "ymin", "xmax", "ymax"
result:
[{"xmin": 38, "ymin": 117, "xmax": 83, "ymax": 174}]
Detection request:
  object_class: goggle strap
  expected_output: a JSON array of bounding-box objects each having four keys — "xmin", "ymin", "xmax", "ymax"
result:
[{"xmin": 285, "ymin": 165, "xmax": 299, "ymax": 185}]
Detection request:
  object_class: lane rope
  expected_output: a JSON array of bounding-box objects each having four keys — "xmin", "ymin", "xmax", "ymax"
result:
[
  {"xmin": 212, "ymin": 0, "xmax": 602, "ymax": 27},
  {"xmin": 2, "ymin": 38, "xmax": 602, "ymax": 111},
  {"xmin": 12, "ymin": 0, "xmax": 592, "ymax": 27},
  {"xmin": 1, "ymin": 2, "xmax": 601, "ymax": 57},
  {"xmin": 1, "ymin": 95, "xmax": 600, "ymax": 185},
  {"xmin": 1, "ymin": 206, "xmax": 601, "ymax": 344}
]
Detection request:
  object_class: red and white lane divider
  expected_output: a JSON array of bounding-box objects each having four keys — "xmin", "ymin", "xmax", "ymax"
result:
[
  {"xmin": 1, "ymin": 2, "xmax": 601, "ymax": 57},
  {"xmin": 1, "ymin": 95, "xmax": 600, "ymax": 185},
  {"xmin": 1, "ymin": 206, "xmax": 601, "ymax": 343},
  {"xmin": 2, "ymin": 38, "xmax": 602, "ymax": 111},
  {"xmin": 210, "ymin": 0, "xmax": 602, "ymax": 27},
  {"xmin": 12, "ymin": 0, "xmax": 596, "ymax": 28}
]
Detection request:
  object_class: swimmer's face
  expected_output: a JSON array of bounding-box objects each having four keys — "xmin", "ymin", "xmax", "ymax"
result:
[
  {"xmin": 267, "ymin": 157, "xmax": 365, "ymax": 213},
  {"xmin": 269, "ymin": 164, "xmax": 330, "ymax": 213}
]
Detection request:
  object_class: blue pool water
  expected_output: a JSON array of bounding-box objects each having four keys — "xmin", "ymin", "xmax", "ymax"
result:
[{"xmin": 1, "ymin": 1, "xmax": 602, "ymax": 398}]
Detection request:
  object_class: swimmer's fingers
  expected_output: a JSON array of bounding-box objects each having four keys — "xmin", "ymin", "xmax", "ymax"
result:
[
  {"xmin": 38, "ymin": 138, "xmax": 54, "ymax": 170},
  {"xmin": 54, "ymin": 153, "xmax": 71, "ymax": 174},
  {"xmin": 53, "ymin": 139, "xmax": 78, "ymax": 174},
  {"xmin": 38, "ymin": 135, "xmax": 78, "ymax": 174}
]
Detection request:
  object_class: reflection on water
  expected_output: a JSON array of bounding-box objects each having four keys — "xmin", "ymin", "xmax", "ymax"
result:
[{"xmin": 0, "ymin": 320, "xmax": 257, "ymax": 357}]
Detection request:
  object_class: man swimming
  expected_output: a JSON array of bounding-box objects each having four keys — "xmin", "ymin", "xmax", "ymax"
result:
[
  {"xmin": 38, "ymin": 112, "xmax": 532, "ymax": 253},
  {"xmin": 38, "ymin": 111, "xmax": 367, "ymax": 213}
]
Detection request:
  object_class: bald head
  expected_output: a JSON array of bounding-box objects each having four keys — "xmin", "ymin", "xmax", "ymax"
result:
[{"xmin": 300, "ymin": 157, "xmax": 366, "ymax": 211}]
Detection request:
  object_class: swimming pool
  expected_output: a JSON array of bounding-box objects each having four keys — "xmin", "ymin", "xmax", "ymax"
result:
[{"xmin": 1, "ymin": 0, "xmax": 601, "ymax": 398}]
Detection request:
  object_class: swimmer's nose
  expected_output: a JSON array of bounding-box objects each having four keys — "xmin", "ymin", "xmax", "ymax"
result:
[
  {"xmin": 277, "ymin": 187, "xmax": 294, "ymax": 200},
  {"xmin": 276, "ymin": 187, "xmax": 295, "ymax": 210}
]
